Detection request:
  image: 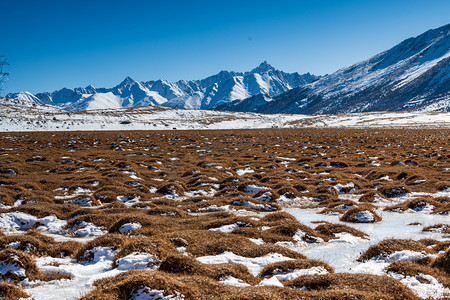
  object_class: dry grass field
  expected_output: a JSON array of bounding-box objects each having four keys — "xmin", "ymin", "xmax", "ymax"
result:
[{"xmin": 0, "ymin": 128, "xmax": 448, "ymax": 299}]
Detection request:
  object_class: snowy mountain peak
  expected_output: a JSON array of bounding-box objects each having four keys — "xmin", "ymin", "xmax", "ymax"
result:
[
  {"xmin": 11, "ymin": 91, "xmax": 43, "ymax": 104},
  {"xmin": 242, "ymin": 22, "xmax": 450, "ymax": 114},
  {"xmin": 250, "ymin": 61, "xmax": 276, "ymax": 73},
  {"xmin": 119, "ymin": 76, "xmax": 135, "ymax": 86},
  {"xmin": 6, "ymin": 64, "xmax": 319, "ymax": 112}
]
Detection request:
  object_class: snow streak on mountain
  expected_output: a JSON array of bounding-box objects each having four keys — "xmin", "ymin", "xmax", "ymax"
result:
[
  {"xmin": 7, "ymin": 62, "xmax": 319, "ymax": 112},
  {"xmin": 220, "ymin": 23, "xmax": 450, "ymax": 114}
]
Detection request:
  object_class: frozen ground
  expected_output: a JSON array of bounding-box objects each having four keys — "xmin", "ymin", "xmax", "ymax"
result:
[
  {"xmin": 0, "ymin": 126, "xmax": 448, "ymax": 299},
  {"xmin": 1, "ymin": 97, "xmax": 450, "ymax": 132},
  {"xmin": 5, "ymin": 195, "xmax": 447, "ymax": 300}
]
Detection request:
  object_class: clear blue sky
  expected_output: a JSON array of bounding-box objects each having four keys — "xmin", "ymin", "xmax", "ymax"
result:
[{"xmin": 2, "ymin": 0, "xmax": 450, "ymax": 94}]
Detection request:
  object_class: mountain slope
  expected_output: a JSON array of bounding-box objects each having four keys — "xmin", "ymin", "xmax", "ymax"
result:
[
  {"xmin": 7, "ymin": 62, "xmax": 319, "ymax": 112},
  {"xmin": 220, "ymin": 23, "xmax": 450, "ymax": 114}
]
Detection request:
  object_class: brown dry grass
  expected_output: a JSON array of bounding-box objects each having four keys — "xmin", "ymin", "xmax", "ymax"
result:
[
  {"xmin": 283, "ymin": 273, "xmax": 418, "ymax": 300},
  {"xmin": 258, "ymin": 258, "xmax": 334, "ymax": 278},
  {"xmin": 75, "ymin": 234, "xmax": 128, "ymax": 263},
  {"xmin": 432, "ymin": 248, "xmax": 450, "ymax": 274},
  {"xmin": 384, "ymin": 198, "xmax": 443, "ymax": 213},
  {"xmin": 385, "ymin": 260, "xmax": 449, "ymax": 287},
  {"xmin": 0, "ymin": 128, "xmax": 449, "ymax": 298},
  {"xmin": 82, "ymin": 269, "xmax": 419, "ymax": 300},
  {"xmin": 314, "ymin": 222, "xmax": 369, "ymax": 239},
  {"xmin": 422, "ymin": 223, "xmax": 450, "ymax": 234},
  {"xmin": 0, "ymin": 248, "xmax": 41, "ymax": 282},
  {"xmin": 112, "ymin": 237, "xmax": 177, "ymax": 267},
  {"xmin": 340, "ymin": 204, "xmax": 382, "ymax": 223},
  {"xmin": 0, "ymin": 282, "xmax": 28, "ymax": 299},
  {"xmin": 358, "ymin": 239, "xmax": 434, "ymax": 262}
]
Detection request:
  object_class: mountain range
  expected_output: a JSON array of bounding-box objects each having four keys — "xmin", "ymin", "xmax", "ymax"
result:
[
  {"xmin": 219, "ymin": 23, "xmax": 450, "ymax": 114},
  {"xmin": 6, "ymin": 23, "xmax": 450, "ymax": 114},
  {"xmin": 7, "ymin": 62, "xmax": 319, "ymax": 111}
]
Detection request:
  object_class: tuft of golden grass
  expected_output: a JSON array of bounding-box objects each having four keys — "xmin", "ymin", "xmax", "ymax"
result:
[
  {"xmin": 358, "ymin": 239, "xmax": 434, "ymax": 263},
  {"xmin": 432, "ymin": 248, "xmax": 450, "ymax": 274},
  {"xmin": 283, "ymin": 273, "xmax": 419, "ymax": 300},
  {"xmin": 339, "ymin": 204, "xmax": 382, "ymax": 223},
  {"xmin": 0, "ymin": 282, "xmax": 28, "ymax": 299},
  {"xmin": 75, "ymin": 234, "xmax": 128, "ymax": 263},
  {"xmin": 258, "ymin": 258, "xmax": 334, "ymax": 279},
  {"xmin": 385, "ymin": 260, "xmax": 449, "ymax": 287}
]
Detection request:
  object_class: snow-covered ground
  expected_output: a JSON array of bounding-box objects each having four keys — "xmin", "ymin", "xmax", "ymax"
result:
[{"xmin": 1, "ymin": 97, "xmax": 450, "ymax": 132}]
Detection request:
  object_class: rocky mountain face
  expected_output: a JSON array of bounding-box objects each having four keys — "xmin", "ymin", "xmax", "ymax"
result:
[
  {"xmin": 7, "ymin": 62, "xmax": 319, "ymax": 111},
  {"xmin": 219, "ymin": 23, "xmax": 450, "ymax": 114}
]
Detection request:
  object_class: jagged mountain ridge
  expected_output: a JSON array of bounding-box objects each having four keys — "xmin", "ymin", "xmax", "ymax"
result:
[
  {"xmin": 219, "ymin": 23, "xmax": 450, "ymax": 114},
  {"xmin": 7, "ymin": 62, "xmax": 319, "ymax": 111}
]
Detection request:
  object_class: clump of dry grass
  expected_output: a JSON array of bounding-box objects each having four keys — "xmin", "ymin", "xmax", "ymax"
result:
[
  {"xmin": 264, "ymin": 223, "xmax": 326, "ymax": 243},
  {"xmin": 156, "ymin": 183, "xmax": 185, "ymax": 197},
  {"xmin": 319, "ymin": 199, "xmax": 357, "ymax": 214},
  {"xmin": 432, "ymin": 248, "xmax": 450, "ymax": 274},
  {"xmin": 0, "ymin": 282, "xmax": 28, "ymax": 299},
  {"xmin": 358, "ymin": 191, "xmax": 380, "ymax": 203},
  {"xmin": 75, "ymin": 234, "xmax": 128, "ymax": 263},
  {"xmin": 164, "ymin": 230, "xmax": 304, "ymax": 259},
  {"xmin": 283, "ymin": 273, "xmax": 418, "ymax": 300},
  {"xmin": 0, "ymin": 249, "xmax": 41, "ymax": 282},
  {"xmin": 159, "ymin": 254, "xmax": 257, "ymax": 285},
  {"xmin": 358, "ymin": 239, "xmax": 433, "ymax": 262},
  {"xmin": 229, "ymin": 197, "xmax": 280, "ymax": 212},
  {"xmin": 146, "ymin": 206, "xmax": 187, "ymax": 217},
  {"xmin": 314, "ymin": 222, "xmax": 369, "ymax": 239},
  {"xmin": 385, "ymin": 260, "xmax": 449, "ymax": 287},
  {"xmin": 379, "ymin": 185, "xmax": 410, "ymax": 198},
  {"xmin": 422, "ymin": 223, "xmax": 450, "ymax": 234},
  {"xmin": 112, "ymin": 237, "xmax": 177, "ymax": 268},
  {"xmin": 258, "ymin": 258, "xmax": 334, "ymax": 279},
  {"xmin": 340, "ymin": 204, "xmax": 382, "ymax": 223},
  {"xmin": 384, "ymin": 198, "xmax": 442, "ymax": 213},
  {"xmin": 14, "ymin": 202, "xmax": 79, "ymax": 219},
  {"xmin": 0, "ymin": 234, "xmax": 46, "ymax": 255},
  {"xmin": 203, "ymin": 216, "xmax": 257, "ymax": 231}
]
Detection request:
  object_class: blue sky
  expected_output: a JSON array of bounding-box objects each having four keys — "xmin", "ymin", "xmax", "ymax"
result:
[{"xmin": 2, "ymin": 0, "xmax": 450, "ymax": 94}]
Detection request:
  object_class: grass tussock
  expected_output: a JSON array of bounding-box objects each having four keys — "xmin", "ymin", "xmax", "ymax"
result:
[
  {"xmin": 164, "ymin": 230, "xmax": 305, "ymax": 259},
  {"xmin": 75, "ymin": 234, "xmax": 128, "ymax": 263},
  {"xmin": 422, "ymin": 223, "xmax": 450, "ymax": 234},
  {"xmin": 358, "ymin": 239, "xmax": 434, "ymax": 262},
  {"xmin": 112, "ymin": 237, "xmax": 177, "ymax": 267},
  {"xmin": 385, "ymin": 260, "xmax": 449, "ymax": 287},
  {"xmin": 258, "ymin": 258, "xmax": 334, "ymax": 279},
  {"xmin": 432, "ymin": 248, "xmax": 450, "ymax": 274},
  {"xmin": 0, "ymin": 249, "xmax": 41, "ymax": 282},
  {"xmin": 384, "ymin": 198, "xmax": 442, "ymax": 213},
  {"xmin": 340, "ymin": 204, "xmax": 382, "ymax": 223},
  {"xmin": 0, "ymin": 282, "xmax": 28, "ymax": 299},
  {"xmin": 314, "ymin": 222, "xmax": 369, "ymax": 239},
  {"xmin": 283, "ymin": 273, "xmax": 418, "ymax": 300}
]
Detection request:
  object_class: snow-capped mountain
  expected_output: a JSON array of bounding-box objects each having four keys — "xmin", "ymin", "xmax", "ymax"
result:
[
  {"xmin": 220, "ymin": 23, "xmax": 450, "ymax": 114},
  {"xmin": 9, "ymin": 91, "xmax": 44, "ymax": 104},
  {"xmin": 6, "ymin": 62, "xmax": 319, "ymax": 111}
]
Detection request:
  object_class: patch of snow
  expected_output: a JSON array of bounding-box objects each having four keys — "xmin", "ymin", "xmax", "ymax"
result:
[
  {"xmin": 258, "ymin": 276, "xmax": 284, "ymax": 287},
  {"xmin": 116, "ymin": 252, "xmax": 160, "ymax": 271},
  {"xmin": 119, "ymin": 222, "xmax": 142, "ymax": 234},
  {"xmin": 196, "ymin": 251, "xmax": 294, "ymax": 276},
  {"xmin": 219, "ymin": 275, "xmax": 251, "ymax": 287},
  {"xmin": 388, "ymin": 272, "xmax": 450, "ymax": 299},
  {"xmin": 209, "ymin": 223, "xmax": 240, "ymax": 233},
  {"xmin": 130, "ymin": 287, "xmax": 184, "ymax": 300}
]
